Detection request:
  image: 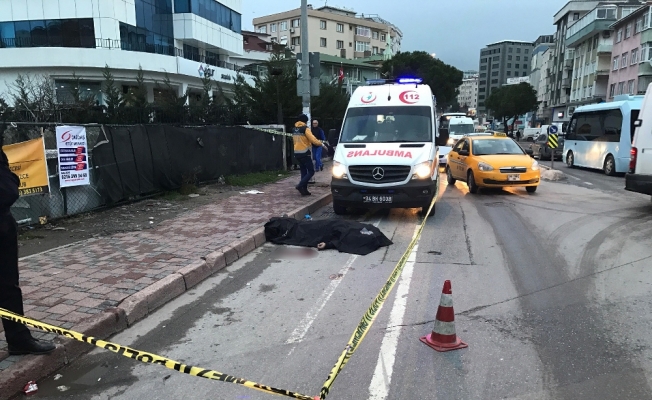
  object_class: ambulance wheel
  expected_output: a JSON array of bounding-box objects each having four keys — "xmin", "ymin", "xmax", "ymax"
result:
[
  {"xmin": 467, "ymin": 171, "xmax": 479, "ymax": 194},
  {"xmin": 421, "ymin": 202, "xmax": 436, "ymax": 217},
  {"xmin": 333, "ymin": 202, "xmax": 347, "ymax": 215}
]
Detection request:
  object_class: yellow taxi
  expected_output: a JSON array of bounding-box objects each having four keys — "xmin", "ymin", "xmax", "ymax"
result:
[{"xmin": 445, "ymin": 132, "xmax": 540, "ymax": 194}]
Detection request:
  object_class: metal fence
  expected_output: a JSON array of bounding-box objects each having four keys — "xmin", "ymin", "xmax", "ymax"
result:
[{"xmin": 4, "ymin": 123, "xmax": 285, "ymax": 226}]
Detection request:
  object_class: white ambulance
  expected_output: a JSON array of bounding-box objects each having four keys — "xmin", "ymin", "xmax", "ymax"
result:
[
  {"xmin": 330, "ymin": 78, "xmax": 449, "ymax": 216},
  {"xmin": 626, "ymin": 82, "xmax": 652, "ymax": 198}
]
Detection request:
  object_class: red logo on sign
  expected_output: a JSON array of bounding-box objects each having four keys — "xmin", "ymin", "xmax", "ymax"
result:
[
  {"xmin": 399, "ymin": 90, "xmax": 420, "ymax": 104},
  {"xmin": 60, "ymin": 130, "xmax": 72, "ymax": 142},
  {"xmin": 361, "ymin": 92, "xmax": 377, "ymax": 103}
]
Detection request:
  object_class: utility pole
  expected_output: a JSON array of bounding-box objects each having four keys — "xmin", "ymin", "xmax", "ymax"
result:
[{"xmin": 300, "ymin": 0, "xmax": 310, "ymax": 119}]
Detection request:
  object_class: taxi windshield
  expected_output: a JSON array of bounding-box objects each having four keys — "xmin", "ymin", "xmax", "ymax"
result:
[
  {"xmin": 340, "ymin": 106, "xmax": 432, "ymax": 143},
  {"xmin": 472, "ymin": 139, "xmax": 525, "ymax": 156}
]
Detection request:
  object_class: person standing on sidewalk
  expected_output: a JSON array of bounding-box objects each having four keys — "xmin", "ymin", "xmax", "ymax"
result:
[
  {"xmin": 0, "ymin": 142, "xmax": 56, "ymax": 355},
  {"xmin": 293, "ymin": 114, "xmax": 326, "ymax": 196},
  {"xmin": 311, "ymin": 119, "xmax": 326, "ymax": 172}
]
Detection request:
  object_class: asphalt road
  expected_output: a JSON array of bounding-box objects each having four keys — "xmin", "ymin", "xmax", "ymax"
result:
[{"xmin": 25, "ymin": 173, "xmax": 652, "ymax": 400}]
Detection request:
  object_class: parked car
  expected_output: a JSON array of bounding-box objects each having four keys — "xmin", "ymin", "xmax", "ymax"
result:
[
  {"xmin": 531, "ymin": 133, "xmax": 564, "ymax": 161},
  {"xmin": 522, "ymin": 127, "xmax": 541, "ymax": 142}
]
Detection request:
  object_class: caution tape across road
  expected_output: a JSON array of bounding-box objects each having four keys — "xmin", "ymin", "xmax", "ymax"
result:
[
  {"xmin": 0, "ymin": 308, "xmax": 315, "ymax": 400},
  {"xmin": 318, "ymin": 180, "xmax": 439, "ymax": 399}
]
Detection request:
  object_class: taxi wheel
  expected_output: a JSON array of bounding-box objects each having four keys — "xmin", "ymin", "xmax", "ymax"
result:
[
  {"xmin": 526, "ymin": 186, "xmax": 537, "ymax": 194},
  {"xmin": 467, "ymin": 171, "xmax": 479, "ymax": 194},
  {"xmin": 446, "ymin": 166, "xmax": 456, "ymax": 184}
]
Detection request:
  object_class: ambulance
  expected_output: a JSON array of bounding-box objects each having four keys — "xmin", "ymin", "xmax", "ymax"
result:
[{"xmin": 330, "ymin": 77, "xmax": 449, "ymax": 216}]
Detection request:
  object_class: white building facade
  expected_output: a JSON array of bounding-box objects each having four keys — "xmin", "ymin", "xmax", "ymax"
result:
[
  {"xmin": 457, "ymin": 75, "xmax": 478, "ymax": 110},
  {"xmin": 0, "ymin": 0, "xmax": 252, "ymax": 105}
]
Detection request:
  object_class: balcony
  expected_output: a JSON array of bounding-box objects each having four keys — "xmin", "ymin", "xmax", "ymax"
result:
[
  {"xmin": 596, "ymin": 69, "xmax": 610, "ymax": 76},
  {"xmin": 562, "ymin": 78, "xmax": 571, "ymax": 88},
  {"xmin": 565, "ymin": 6, "xmax": 617, "ymax": 48},
  {"xmin": 564, "ymin": 59, "xmax": 573, "ymax": 70},
  {"xmin": 596, "ymin": 43, "xmax": 612, "ymax": 54}
]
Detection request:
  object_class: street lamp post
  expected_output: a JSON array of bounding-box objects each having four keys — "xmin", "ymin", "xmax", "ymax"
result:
[{"xmin": 270, "ymin": 67, "xmax": 283, "ymax": 125}]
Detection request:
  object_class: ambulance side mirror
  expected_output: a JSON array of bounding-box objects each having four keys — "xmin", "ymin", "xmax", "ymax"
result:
[{"xmin": 436, "ymin": 128, "xmax": 449, "ymax": 147}]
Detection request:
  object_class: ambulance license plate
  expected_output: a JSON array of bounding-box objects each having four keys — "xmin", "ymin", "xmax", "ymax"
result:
[
  {"xmin": 363, "ymin": 195, "xmax": 393, "ymax": 204},
  {"xmin": 507, "ymin": 174, "xmax": 520, "ymax": 181}
]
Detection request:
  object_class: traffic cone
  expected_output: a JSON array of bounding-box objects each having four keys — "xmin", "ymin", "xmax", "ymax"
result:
[{"xmin": 420, "ymin": 280, "xmax": 468, "ymax": 352}]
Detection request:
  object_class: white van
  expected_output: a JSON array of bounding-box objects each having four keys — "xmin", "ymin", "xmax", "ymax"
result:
[
  {"xmin": 331, "ymin": 78, "xmax": 448, "ymax": 216},
  {"xmin": 446, "ymin": 116, "xmax": 475, "ymax": 146},
  {"xmin": 626, "ymin": 82, "xmax": 652, "ymax": 197}
]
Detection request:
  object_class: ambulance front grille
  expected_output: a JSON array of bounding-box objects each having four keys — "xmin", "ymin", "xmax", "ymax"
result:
[{"xmin": 348, "ymin": 165, "xmax": 412, "ymax": 184}]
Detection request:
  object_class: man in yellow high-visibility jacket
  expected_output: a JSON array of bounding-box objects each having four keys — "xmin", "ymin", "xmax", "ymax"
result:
[{"xmin": 293, "ymin": 114, "xmax": 327, "ymax": 196}]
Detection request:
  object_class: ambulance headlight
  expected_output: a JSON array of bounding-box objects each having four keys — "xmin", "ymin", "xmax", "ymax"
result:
[
  {"xmin": 413, "ymin": 161, "xmax": 432, "ymax": 179},
  {"xmin": 332, "ymin": 162, "xmax": 347, "ymax": 179}
]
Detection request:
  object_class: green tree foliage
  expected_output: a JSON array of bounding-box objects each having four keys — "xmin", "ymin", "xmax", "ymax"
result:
[
  {"xmin": 154, "ymin": 73, "xmax": 189, "ymax": 124},
  {"xmin": 101, "ymin": 65, "xmax": 126, "ymax": 123},
  {"xmin": 485, "ymin": 83, "xmax": 539, "ymax": 132},
  {"xmin": 381, "ymin": 51, "xmax": 463, "ymax": 111},
  {"xmin": 65, "ymin": 73, "xmax": 100, "ymax": 123}
]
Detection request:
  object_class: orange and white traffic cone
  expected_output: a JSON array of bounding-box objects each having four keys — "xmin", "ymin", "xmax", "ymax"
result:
[{"xmin": 420, "ymin": 280, "xmax": 468, "ymax": 352}]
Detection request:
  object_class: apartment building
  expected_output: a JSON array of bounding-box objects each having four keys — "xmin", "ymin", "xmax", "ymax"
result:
[
  {"xmin": 548, "ymin": 1, "xmax": 602, "ymax": 123},
  {"xmin": 529, "ymin": 35, "xmax": 555, "ymax": 124},
  {"xmin": 0, "ymin": 0, "xmax": 250, "ymax": 103},
  {"xmin": 252, "ymin": 5, "xmax": 402, "ymax": 60},
  {"xmin": 457, "ymin": 74, "xmax": 479, "ymax": 110},
  {"xmin": 566, "ymin": 2, "xmax": 643, "ymax": 111},
  {"xmin": 477, "ymin": 40, "xmax": 535, "ymax": 115},
  {"xmin": 608, "ymin": 3, "xmax": 652, "ymax": 100}
]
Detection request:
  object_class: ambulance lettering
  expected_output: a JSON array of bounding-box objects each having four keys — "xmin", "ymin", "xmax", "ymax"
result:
[{"xmin": 346, "ymin": 150, "xmax": 412, "ymax": 158}]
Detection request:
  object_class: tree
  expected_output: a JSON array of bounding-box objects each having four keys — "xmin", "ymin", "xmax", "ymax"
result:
[
  {"xmin": 9, "ymin": 74, "xmax": 60, "ymax": 123},
  {"xmin": 125, "ymin": 66, "xmax": 150, "ymax": 123},
  {"xmin": 381, "ymin": 51, "xmax": 463, "ymax": 110},
  {"xmin": 311, "ymin": 82, "xmax": 349, "ymax": 129},
  {"xmin": 101, "ymin": 65, "xmax": 126, "ymax": 123},
  {"xmin": 64, "ymin": 72, "xmax": 100, "ymax": 123},
  {"xmin": 485, "ymin": 83, "xmax": 539, "ymax": 133},
  {"xmin": 153, "ymin": 73, "xmax": 189, "ymax": 123}
]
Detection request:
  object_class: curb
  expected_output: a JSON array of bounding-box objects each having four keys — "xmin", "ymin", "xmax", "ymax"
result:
[{"xmin": 0, "ymin": 191, "xmax": 333, "ymax": 400}]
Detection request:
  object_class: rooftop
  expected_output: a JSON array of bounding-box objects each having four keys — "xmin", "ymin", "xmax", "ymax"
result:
[{"xmin": 485, "ymin": 40, "xmax": 534, "ymax": 47}]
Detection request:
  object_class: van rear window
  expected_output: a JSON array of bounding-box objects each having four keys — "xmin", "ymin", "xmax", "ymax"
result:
[{"xmin": 340, "ymin": 106, "xmax": 432, "ymax": 143}]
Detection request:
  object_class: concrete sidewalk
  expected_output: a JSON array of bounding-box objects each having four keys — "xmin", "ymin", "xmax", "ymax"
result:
[{"xmin": 0, "ymin": 167, "xmax": 333, "ymax": 398}]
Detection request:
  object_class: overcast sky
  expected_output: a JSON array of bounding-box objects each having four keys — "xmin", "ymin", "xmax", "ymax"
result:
[{"xmin": 242, "ymin": 0, "xmax": 569, "ymax": 71}]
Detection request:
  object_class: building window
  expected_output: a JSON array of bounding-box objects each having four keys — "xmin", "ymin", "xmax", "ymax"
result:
[
  {"xmin": 515, "ymin": 64, "xmax": 519, "ymax": 69},
  {"xmin": 628, "ymin": 79, "xmax": 636, "ymax": 94},
  {"xmin": 320, "ymin": 37, "xmax": 327, "ymax": 47},
  {"xmin": 573, "ymin": 12, "xmax": 580, "ymax": 20},
  {"xmin": 524, "ymin": 56, "xmax": 528, "ymax": 62},
  {"xmin": 257, "ymin": 25, "xmax": 267, "ymax": 34},
  {"xmin": 355, "ymin": 26, "xmax": 371, "ymax": 37},
  {"xmin": 1, "ymin": 18, "xmax": 97, "ymax": 49},
  {"xmin": 355, "ymin": 41, "xmax": 370, "ymax": 52},
  {"xmin": 480, "ymin": 73, "xmax": 487, "ymax": 78},
  {"xmin": 508, "ymin": 55, "xmax": 512, "ymax": 60},
  {"xmin": 480, "ymin": 65, "xmax": 487, "ymax": 70},
  {"xmin": 525, "ymin": 48, "xmax": 529, "ymax": 54},
  {"xmin": 645, "ymin": 12, "xmax": 650, "ymax": 30},
  {"xmin": 618, "ymin": 82, "xmax": 625, "ymax": 95},
  {"xmin": 507, "ymin": 71, "xmax": 512, "ymax": 76},
  {"xmin": 631, "ymin": 48, "xmax": 639, "ymax": 65},
  {"xmin": 479, "ymin": 87, "xmax": 485, "ymax": 92},
  {"xmin": 320, "ymin": 20, "xmax": 327, "ymax": 30},
  {"xmin": 372, "ymin": 46, "xmax": 379, "ymax": 54},
  {"xmin": 481, "ymin": 58, "xmax": 487, "ymax": 63},
  {"xmin": 613, "ymin": 56, "xmax": 619, "ymax": 70},
  {"xmin": 507, "ymin": 63, "xmax": 512, "ymax": 68},
  {"xmin": 372, "ymin": 31, "xmax": 379, "ymax": 40},
  {"xmin": 642, "ymin": 42, "xmax": 652, "ymax": 62},
  {"xmin": 381, "ymin": 33, "xmax": 386, "ymax": 41},
  {"xmin": 291, "ymin": 36, "xmax": 300, "ymax": 45},
  {"xmin": 270, "ymin": 23, "xmax": 277, "ymax": 33},
  {"xmin": 622, "ymin": 52, "xmax": 628, "ymax": 68},
  {"xmin": 610, "ymin": 83, "xmax": 616, "ymax": 97},
  {"xmin": 174, "ymin": 0, "xmax": 241, "ymax": 33},
  {"xmin": 617, "ymin": 29, "xmax": 623, "ymax": 43},
  {"xmin": 491, "ymin": 79, "xmax": 498, "ymax": 84},
  {"xmin": 508, "ymin": 48, "xmax": 513, "ymax": 53},
  {"xmin": 291, "ymin": 19, "xmax": 300, "ymax": 28},
  {"xmin": 479, "ymin": 95, "xmax": 485, "ymax": 100},
  {"xmin": 493, "ymin": 56, "xmax": 499, "ymax": 61},
  {"xmin": 336, "ymin": 40, "xmax": 344, "ymax": 49},
  {"xmin": 480, "ymin": 80, "xmax": 486, "ymax": 85},
  {"xmin": 492, "ymin": 71, "xmax": 498, "ymax": 76},
  {"xmin": 517, "ymin": 48, "xmax": 521, "ymax": 53},
  {"xmin": 280, "ymin": 21, "xmax": 288, "ymax": 31},
  {"xmin": 337, "ymin": 23, "xmax": 344, "ymax": 32},
  {"xmin": 626, "ymin": 24, "xmax": 632, "ymax": 39},
  {"xmin": 636, "ymin": 18, "xmax": 642, "ymax": 34},
  {"xmin": 516, "ymin": 56, "xmax": 521, "ymax": 61}
]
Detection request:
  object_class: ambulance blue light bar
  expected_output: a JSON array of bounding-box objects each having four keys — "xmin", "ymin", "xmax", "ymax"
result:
[{"xmin": 397, "ymin": 77, "xmax": 423, "ymax": 84}]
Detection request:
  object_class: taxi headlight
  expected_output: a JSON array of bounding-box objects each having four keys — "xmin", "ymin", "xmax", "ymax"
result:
[
  {"xmin": 413, "ymin": 161, "xmax": 432, "ymax": 179},
  {"xmin": 332, "ymin": 162, "xmax": 347, "ymax": 179},
  {"xmin": 531, "ymin": 160, "xmax": 540, "ymax": 171},
  {"xmin": 478, "ymin": 161, "xmax": 494, "ymax": 172}
]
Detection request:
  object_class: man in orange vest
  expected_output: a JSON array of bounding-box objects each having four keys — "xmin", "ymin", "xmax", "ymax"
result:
[{"xmin": 293, "ymin": 114, "xmax": 327, "ymax": 196}]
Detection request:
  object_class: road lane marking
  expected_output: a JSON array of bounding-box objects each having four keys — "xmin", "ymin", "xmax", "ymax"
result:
[
  {"xmin": 568, "ymin": 175, "xmax": 581, "ymax": 181},
  {"xmin": 584, "ymin": 182, "xmax": 593, "ymax": 185},
  {"xmin": 368, "ymin": 224, "xmax": 420, "ymax": 400},
  {"xmin": 285, "ymin": 219, "xmax": 382, "ymax": 354}
]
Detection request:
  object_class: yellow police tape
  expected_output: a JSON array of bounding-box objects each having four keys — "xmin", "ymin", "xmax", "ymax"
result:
[
  {"xmin": 318, "ymin": 178, "xmax": 439, "ymax": 399},
  {"xmin": 1, "ymin": 174, "xmax": 440, "ymax": 400},
  {"xmin": 0, "ymin": 308, "xmax": 314, "ymax": 400},
  {"xmin": 243, "ymin": 125, "xmax": 292, "ymax": 137}
]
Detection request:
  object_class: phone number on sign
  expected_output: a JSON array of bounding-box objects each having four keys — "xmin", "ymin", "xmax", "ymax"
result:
[
  {"xmin": 19, "ymin": 187, "xmax": 45, "ymax": 196},
  {"xmin": 63, "ymin": 172, "xmax": 88, "ymax": 179}
]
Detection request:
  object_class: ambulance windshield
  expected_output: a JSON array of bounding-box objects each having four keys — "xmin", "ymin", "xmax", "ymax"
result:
[{"xmin": 340, "ymin": 106, "xmax": 432, "ymax": 143}]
